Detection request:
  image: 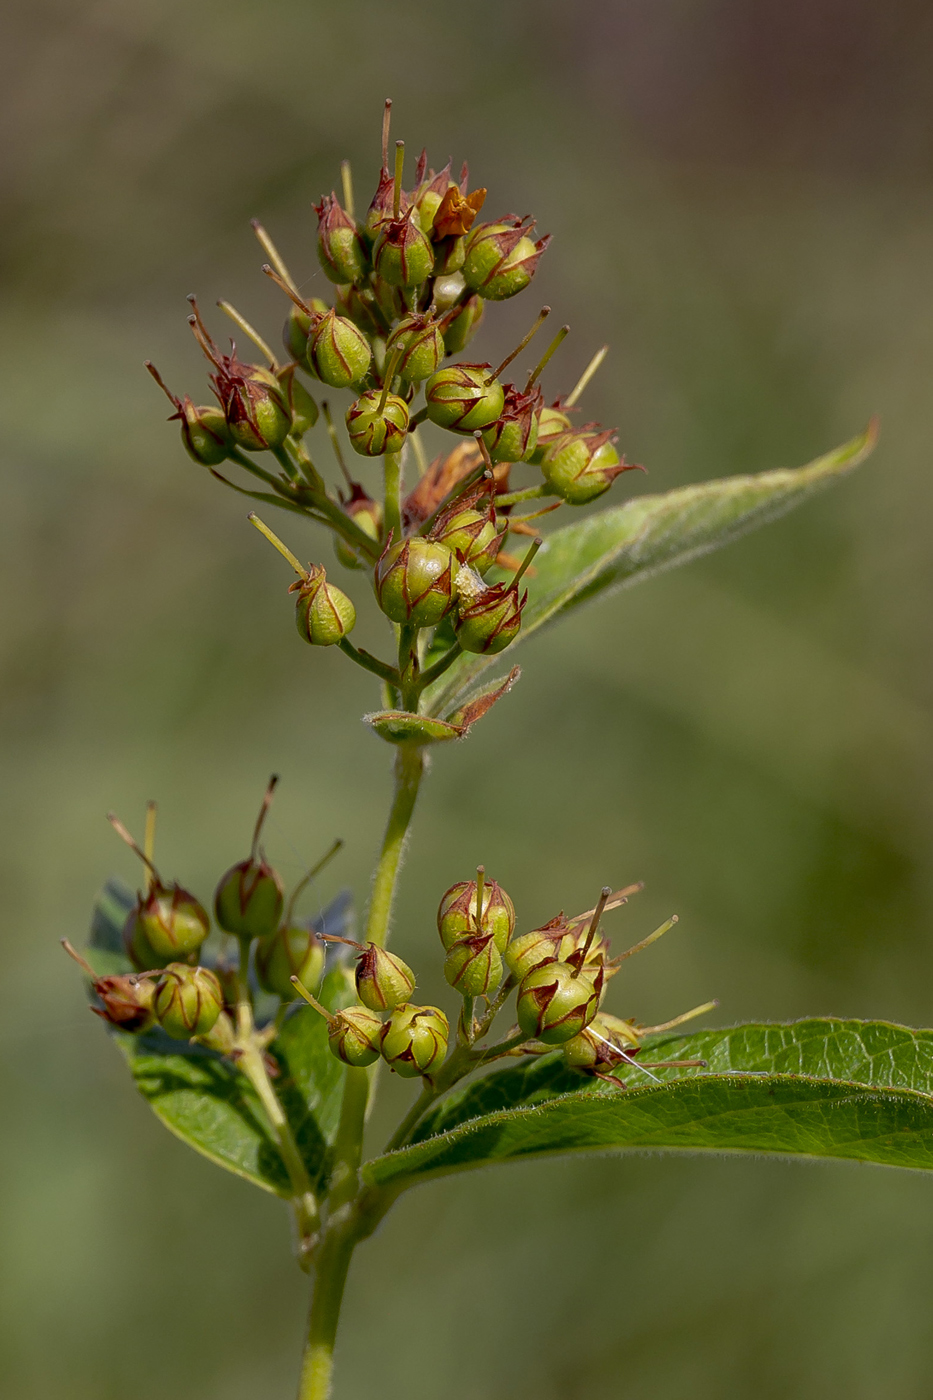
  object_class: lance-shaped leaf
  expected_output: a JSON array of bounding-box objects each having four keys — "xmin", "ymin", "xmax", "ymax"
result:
[
  {"xmin": 361, "ymin": 1018, "xmax": 933, "ymax": 1198},
  {"xmin": 364, "ymin": 667, "xmax": 521, "ymax": 745},
  {"xmin": 424, "ymin": 423, "xmax": 877, "ymax": 715}
]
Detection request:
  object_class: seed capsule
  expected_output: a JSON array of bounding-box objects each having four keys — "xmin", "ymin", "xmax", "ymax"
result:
[
  {"xmin": 283, "ymin": 301, "xmax": 329, "ymax": 372},
  {"xmin": 481, "ymin": 385, "xmax": 543, "ymax": 465},
  {"xmin": 380, "ymin": 1004, "xmax": 449, "ymax": 1078},
  {"xmin": 437, "ymin": 877, "xmax": 515, "ymax": 955},
  {"xmin": 374, "ymin": 537, "xmax": 458, "ymax": 628},
  {"xmin": 345, "ymin": 390, "xmax": 409, "ymax": 458},
  {"xmin": 328, "ymin": 1006, "xmax": 383, "ymax": 1068},
  {"xmin": 444, "ymin": 932, "xmax": 502, "ymax": 998},
  {"xmin": 442, "ymin": 295, "xmax": 485, "ymax": 355},
  {"xmin": 541, "ymin": 429, "xmax": 633, "ymax": 505},
  {"xmin": 503, "ymin": 921, "xmax": 569, "ymax": 980},
  {"xmin": 516, "ymin": 961, "xmax": 602, "ymax": 1045},
  {"xmin": 462, "ymin": 218, "xmax": 550, "ymax": 301},
  {"xmin": 292, "ymin": 564, "xmax": 357, "ymax": 645},
  {"xmin": 123, "ymin": 902, "xmax": 171, "ymax": 972},
  {"xmin": 385, "ymin": 314, "xmax": 444, "ymax": 385},
  {"xmin": 314, "ymin": 192, "xmax": 368, "ymax": 286},
  {"xmin": 355, "ymin": 943, "xmax": 416, "ymax": 1012},
  {"xmin": 333, "ymin": 487, "xmax": 382, "ymax": 571},
  {"xmin": 135, "ymin": 883, "xmax": 210, "ymax": 962},
  {"xmin": 177, "ymin": 400, "xmax": 232, "ymax": 466},
  {"xmin": 217, "ymin": 359, "xmax": 292, "ymax": 453},
  {"xmin": 154, "ymin": 964, "xmax": 223, "ymax": 1039},
  {"xmin": 562, "ymin": 1014, "xmax": 633, "ymax": 1073},
  {"xmin": 308, "ymin": 309, "xmax": 373, "ymax": 390},
  {"xmin": 372, "ymin": 213, "xmax": 435, "ymax": 288},
  {"xmin": 526, "ymin": 403, "xmax": 573, "ymax": 465},
  {"xmin": 424, "ymin": 364, "xmax": 505, "ymax": 434},
  {"xmin": 431, "ymin": 493, "xmax": 501, "ymax": 574},
  {"xmin": 255, "ymin": 925, "xmax": 325, "ymax": 1000},
  {"xmin": 277, "ymin": 366, "xmax": 318, "ymax": 437},
  {"xmin": 214, "ymin": 858, "xmax": 284, "ymax": 940},
  {"xmin": 454, "ymin": 581, "xmax": 524, "ymax": 655},
  {"xmin": 91, "ymin": 973, "xmax": 156, "ymax": 1033},
  {"xmin": 335, "ymin": 284, "xmax": 384, "ymax": 337}
]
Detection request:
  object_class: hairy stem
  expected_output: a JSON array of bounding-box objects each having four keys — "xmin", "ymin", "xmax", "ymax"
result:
[{"xmin": 296, "ymin": 1218, "xmax": 358, "ymax": 1400}]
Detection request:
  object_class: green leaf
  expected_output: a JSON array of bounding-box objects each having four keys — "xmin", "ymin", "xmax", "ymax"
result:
[
  {"xmin": 425, "ymin": 423, "xmax": 877, "ymax": 714},
  {"xmin": 362, "ymin": 1017, "xmax": 933, "ymax": 1195}
]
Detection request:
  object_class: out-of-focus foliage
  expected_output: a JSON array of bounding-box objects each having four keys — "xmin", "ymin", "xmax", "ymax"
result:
[{"xmin": 4, "ymin": 1, "xmax": 933, "ymax": 1397}]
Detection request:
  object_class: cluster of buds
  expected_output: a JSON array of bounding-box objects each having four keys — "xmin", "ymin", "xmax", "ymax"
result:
[{"xmin": 145, "ymin": 101, "xmax": 649, "ymax": 708}]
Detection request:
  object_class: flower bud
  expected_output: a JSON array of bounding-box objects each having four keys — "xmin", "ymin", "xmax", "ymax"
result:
[
  {"xmin": 315, "ymin": 193, "xmax": 368, "ymax": 286},
  {"xmin": 385, "ymin": 314, "xmax": 444, "ymax": 385},
  {"xmin": 214, "ymin": 858, "xmax": 284, "ymax": 939},
  {"xmin": 441, "ymin": 296, "xmax": 485, "ymax": 356},
  {"xmin": 328, "ymin": 1006, "xmax": 383, "ymax": 1068},
  {"xmin": 355, "ymin": 943, "xmax": 416, "ymax": 1012},
  {"xmin": 503, "ymin": 921, "xmax": 569, "ymax": 980},
  {"xmin": 372, "ymin": 213, "xmax": 434, "ymax": 288},
  {"xmin": 277, "ymin": 365, "xmax": 318, "ymax": 437},
  {"xmin": 345, "ymin": 390, "xmax": 409, "ymax": 457},
  {"xmin": 154, "ymin": 963, "xmax": 223, "ymax": 1040},
  {"xmin": 516, "ymin": 961, "xmax": 602, "ymax": 1045},
  {"xmin": 437, "ymin": 877, "xmax": 515, "ymax": 955},
  {"xmin": 431, "ymin": 495, "xmax": 501, "ymax": 574},
  {"xmin": 526, "ymin": 403, "xmax": 573, "ymax": 465},
  {"xmin": 380, "ymin": 1004, "xmax": 449, "ymax": 1078},
  {"xmin": 283, "ymin": 301, "xmax": 329, "ymax": 371},
  {"xmin": 255, "ymin": 925, "xmax": 325, "ymax": 1000},
  {"xmin": 91, "ymin": 973, "xmax": 156, "ymax": 1033},
  {"xmin": 214, "ymin": 357, "xmax": 292, "ymax": 453},
  {"xmin": 444, "ymin": 932, "xmax": 502, "ymax": 997},
  {"xmin": 541, "ymin": 429, "xmax": 631, "ymax": 505},
  {"xmin": 292, "ymin": 564, "xmax": 357, "ymax": 645},
  {"xmin": 481, "ymin": 385, "xmax": 543, "ymax": 465},
  {"xmin": 309, "ymin": 309, "xmax": 373, "ymax": 390},
  {"xmin": 333, "ymin": 487, "xmax": 382, "ymax": 571},
  {"xmin": 136, "ymin": 883, "xmax": 210, "ymax": 961},
  {"xmin": 374, "ymin": 537, "xmax": 458, "ymax": 628},
  {"xmin": 424, "ymin": 364, "xmax": 505, "ymax": 434},
  {"xmin": 462, "ymin": 218, "xmax": 550, "ymax": 301},
  {"xmin": 455, "ymin": 581, "xmax": 525, "ymax": 655}
]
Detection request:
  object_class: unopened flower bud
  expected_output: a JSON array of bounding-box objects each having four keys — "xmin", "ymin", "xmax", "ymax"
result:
[
  {"xmin": 345, "ymin": 390, "xmax": 409, "ymax": 457},
  {"xmin": 91, "ymin": 973, "xmax": 156, "ymax": 1033},
  {"xmin": 380, "ymin": 1004, "xmax": 449, "ymax": 1078},
  {"xmin": 455, "ymin": 580, "xmax": 525, "ymax": 655},
  {"xmin": 424, "ymin": 364, "xmax": 505, "ymax": 434},
  {"xmin": 315, "ymin": 193, "xmax": 368, "ymax": 286},
  {"xmin": 256, "ymin": 925, "xmax": 325, "ymax": 1000},
  {"xmin": 215, "ymin": 858, "xmax": 284, "ymax": 939},
  {"xmin": 309, "ymin": 309, "xmax": 373, "ymax": 390},
  {"xmin": 481, "ymin": 385, "xmax": 543, "ymax": 465},
  {"xmin": 516, "ymin": 961, "xmax": 602, "ymax": 1045},
  {"xmin": 355, "ymin": 943, "xmax": 416, "ymax": 1012},
  {"xmin": 444, "ymin": 932, "xmax": 502, "ymax": 997},
  {"xmin": 372, "ymin": 213, "xmax": 435, "ymax": 288},
  {"xmin": 292, "ymin": 564, "xmax": 357, "ymax": 645},
  {"xmin": 374, "ymin": 537, "xmax": 458, "ymax": 628},
  {"xmin": 431, "ymin": 495, "xmax": 501, "ymax": 574},
  {"xmin": 541, "ymin": 429, "xmax": 633, "ymax": 505},
  {"xmin": 328, "ymin": 1006, "xmax": 383, "ymax": 1067},
  {"xmin": 385, "ymin": 314, "xmax": 444, "ymax": 385},
  {"xmin": 154, "ymin": 964, "xmax": 223, "ymax": 1039},
  {"xmin": 437, "ymin": 877, "xmax": 515, "ymax": 955},
  {"xmin": 462, "ymin": 218, "xmax": 550, "ymax": 301},
  {"xmin": 526, "ymin": 403, "xmax": 573, "ymax": 465},
  {"xmin": 502, "ymin": 919, "xmax": 569, "ymax": 980},
  {"xmin": 136, "ymin": 883, "xmax": 210, "ymax": 961},
  {"xmin": 441, "ymin": 296, "xmax": 485, "ymax": 355}
]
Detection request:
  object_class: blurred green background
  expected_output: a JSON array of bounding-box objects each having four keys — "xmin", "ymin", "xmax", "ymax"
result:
[{"xmin": 4, "ymin": 0, "xmax": 933, "ymax": 1395}]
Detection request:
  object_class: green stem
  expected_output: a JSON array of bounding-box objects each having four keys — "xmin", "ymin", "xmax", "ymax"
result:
[
  {"xmin": 239, "ymin": 1040, "xmax": 319, "ymax": 1253},
  {"xmin": 365, "ymin": 742, "xmax": 425, "ymax": 948},
  {"xmin": 495, "ymin": 483, "xmax": 552, "ymax": 508},
  {"xmin": 296, "ymin": 1218, "xmax": 358, "ymax": 1400},
  {"xmin": 419, "ymin": 642, "xmax": 462, "ymax": 690},
  {"xmin": 337, "ymin": 638, "xmax": 400, "ymax": 686},
  {"xmin": 384, "ymin": 451, "xmax": 402, "ymax": 539}
]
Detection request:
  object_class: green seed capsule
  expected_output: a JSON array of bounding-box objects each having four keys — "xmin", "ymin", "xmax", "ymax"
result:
[
  {"xmin": 431, "ymin": 498, "xmax": 501, "ymax": 574},
  {"xmin": 385, "ymin": 314, "xmax": 444, "ymax": 385},
  {"xmin": 541, "ymin": 429, "xmax": 633, "ymax": 505},
  {"xmin": 214, "ymin": 858, "xmax": 284, "ymax": 940},
  {"xmin": 292, "ymin": 565, "xmax": 357, "ymax": 645},
  {"xmin": 255, "ymin": 925, "xmax": 325, "ymax": 1000},
  {"xmin": 136, "ymin": 883, "xmax": 210, "ymax": 961},
  {"xmin": 154, "ymin": 964, "xmax": 223, "ymax": 1040},
  {"xmin": 441, "ymin": 296, "xmax": 484, "ymax": 356},
  {"xmin": 123, "ymin": 903, "xmax": 171, "ymax": 972},
  {"xmin": 444, "ymin": 932, "xmax": 502, "ymax": 998},
  {"xmin": 462, "ymin": 218, "xmax": 550, "ymax": 301},
  {"xmin": 216, "ymin": 361, "xmax": 292, "ymax": 453},
  {"xmin": 345, "ymin": 390, "xmax": 409, "ymax": 457},
  {"xmin": 380, "ymin": 1004, "xmax": 449, "ymax": 1078},
  {"xmin": 437, "ymin": 877, "xmax": 516, "ymax": 955},
  {"xmin": 355, "ymin": 943, "xmax": 416, "ymax": 1012},
  {"xmin": 481, "ymin": 385, "xmax": 542, "ymax": 465},
  {"xmin": 374, "ymin": 537, "xmax": 458, "ymax": 628},
  {"xmin": 561, "ymin": 1014, "xmax": 632, "ymax": 1073},
  {"xmin": 503, "ymin": 922, "xmax": 569, "ymax": 980},
  {"xmin": 526, "ymin": 403, "xmax": 572, "ymax": 465},
  {"xmin": 315, "ymin": 192, "xmax": 368, "ymax": 286},
  {"xmin": 283, "ymin": 301, "xmax": 329, "ymax": 372},
  {"xmin": 176, "ymin": 400, "xmax": 232, "ymax": 466},
  {"xmin": 328, "ymin": 1006, "xmax": 383, "ymax": 1067},
  {"xmin": 424, "ymin": 364, "xmax": 504, "ymax": 434},
  {"xmin": 372, "ymin": 214, "xmax": 435, "ymax": 288},
  {"xmin": 454, "ymin": 581, "xmax": 524, "ymax": 655},
  {"xmin": 309, "ymin": 309, "xmax": 373, "ymax": 390},
  {"xmin": 516, "ymin": 961, "xmax": 602, "ymax": 1045}
]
